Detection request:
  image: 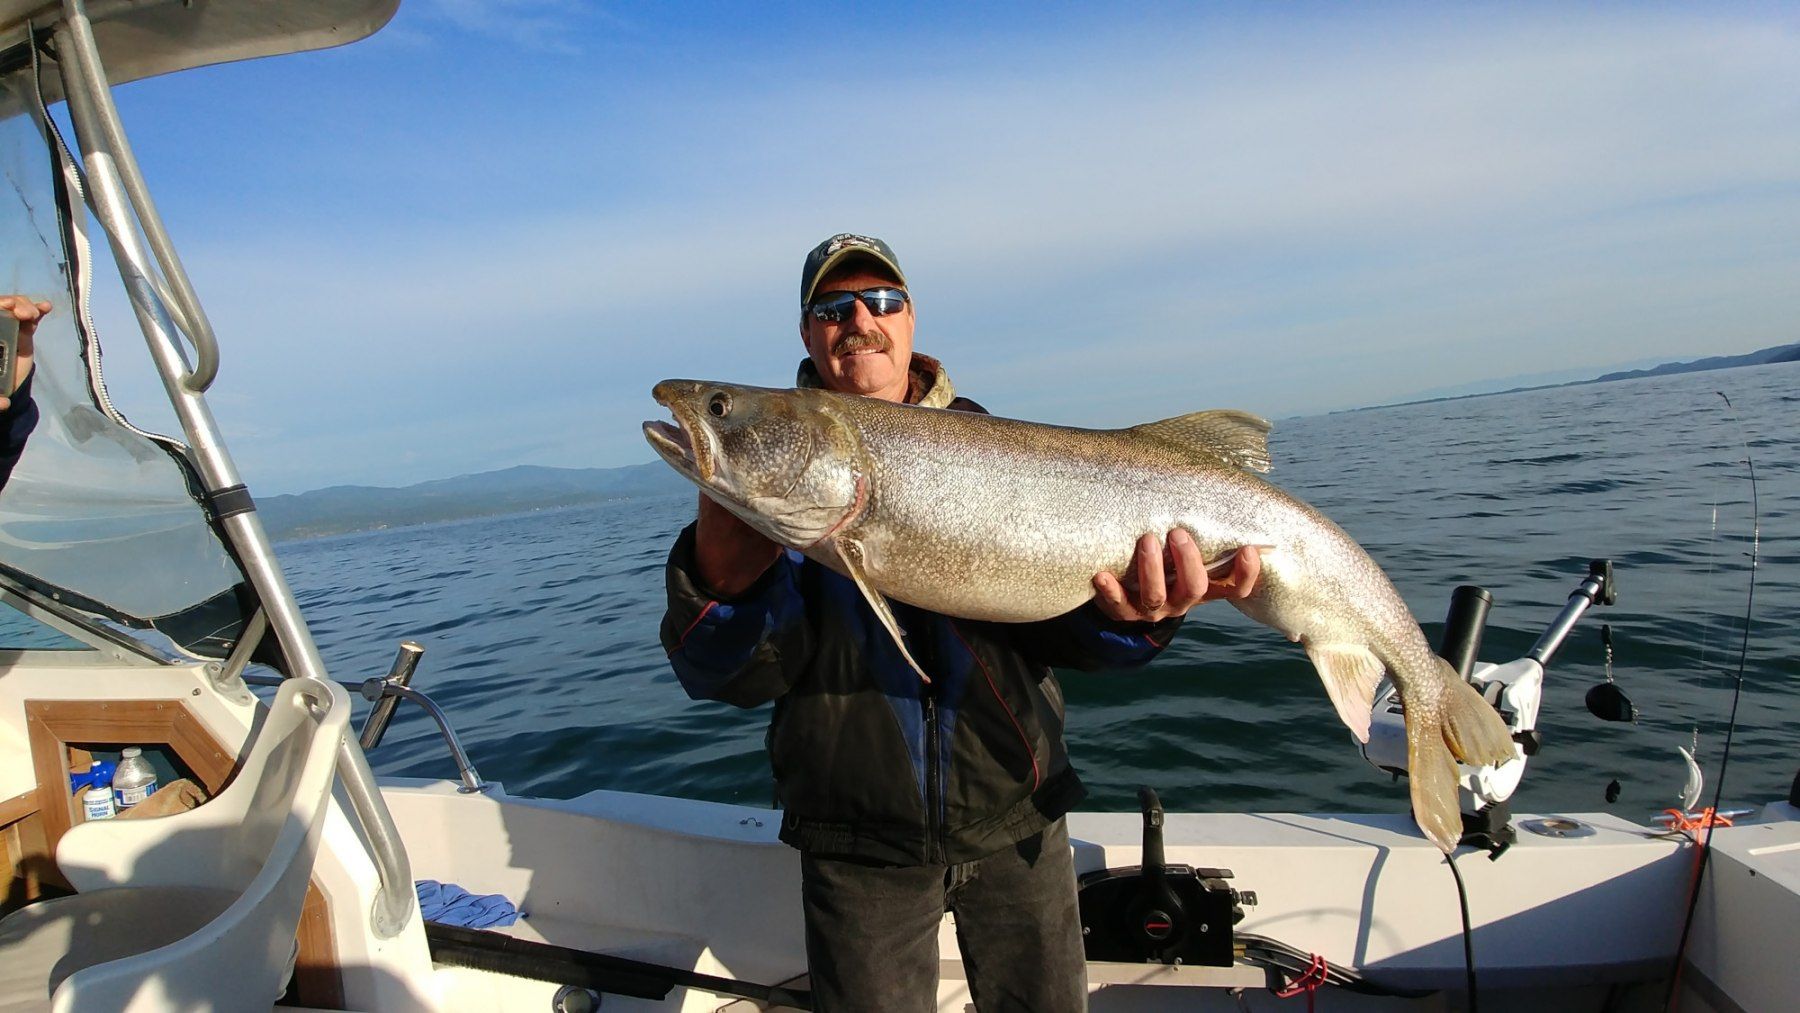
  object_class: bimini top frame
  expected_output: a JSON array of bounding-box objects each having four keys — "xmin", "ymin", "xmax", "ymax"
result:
[{"xmin": 1, "ymin": 0, "xmax": 412, "ymax": 937}]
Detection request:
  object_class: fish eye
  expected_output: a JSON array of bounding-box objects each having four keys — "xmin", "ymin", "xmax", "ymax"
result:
[{"xmin": 707, "ymin": 392, "xmax": 731, "ymax": 418}]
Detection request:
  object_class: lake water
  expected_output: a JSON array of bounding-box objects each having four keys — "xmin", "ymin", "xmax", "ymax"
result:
[{"xmin": 278, "ymin": 364, "xmax": 1799, "ymax": 822}]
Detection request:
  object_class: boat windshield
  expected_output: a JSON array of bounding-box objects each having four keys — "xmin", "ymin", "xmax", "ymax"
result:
[{"xmin": 0, "ymin": 65, "xmax": 248, "ymax": 658}]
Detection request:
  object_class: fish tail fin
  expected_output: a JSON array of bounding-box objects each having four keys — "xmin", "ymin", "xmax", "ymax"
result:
[
  {"xmin": 1404, "ymin": 712, "xmax": 1465, "ymax": 854},
  {"xmin": 1406, "ymin": 660, "xmax": 1518, "ymax": 852},
  {"xmin": 1439, "ymin": 659, "xmax": 1516, "ymax": 767}
]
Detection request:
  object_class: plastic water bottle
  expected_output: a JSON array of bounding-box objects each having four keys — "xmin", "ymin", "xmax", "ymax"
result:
[
  {"xmin": 112, "ymin": 746, "xmax": 158, "ymax": 809},
  {"xmin": 82, "ymin": 784, "xmax": 117, "ymax": 821}
]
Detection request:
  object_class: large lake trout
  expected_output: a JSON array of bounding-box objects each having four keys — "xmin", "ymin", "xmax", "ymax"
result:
[{"xmin": 644, "ymin": 379, "xmax": 1515, "ymax": 851}]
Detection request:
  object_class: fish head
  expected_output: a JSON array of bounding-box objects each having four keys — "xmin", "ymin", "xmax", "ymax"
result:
[{"xmin": 645, "ymin": 380, "xmax": 866, "ymax": 547}]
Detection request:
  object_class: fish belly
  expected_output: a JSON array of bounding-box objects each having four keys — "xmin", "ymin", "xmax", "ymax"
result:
[{"xmin": 850, "ymin": 440, "xmax": 1286, "ymax": 623}]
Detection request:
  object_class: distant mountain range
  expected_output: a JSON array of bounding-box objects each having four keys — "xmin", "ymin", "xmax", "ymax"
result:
[
  {"xmin": 1586, "ymin": 342, "xmax": 1800, "ymax": 383},
  {"xmin": 260, "ymin": 463, "xmax": 689, "ymax": 541},
  {"xmin": 266, "ymin": 343, "xmax": 1798, "ymax": 540},
  {"xmin": 1372, "ymin": 340, "xmax": 1800, "ymax": 411}
]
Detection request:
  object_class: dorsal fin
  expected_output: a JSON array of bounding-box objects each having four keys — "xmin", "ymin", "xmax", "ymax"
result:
[{"xmin": 1127, "ymin": 409, "xmax": 1273, "ymax": 473}]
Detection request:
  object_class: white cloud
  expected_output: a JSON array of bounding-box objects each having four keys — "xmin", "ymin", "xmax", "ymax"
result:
[
  {"xmin": 415, "ymin": 0, "xmax": 614, "ymax": 56},
  {"xmin": 95, "ymin": 6, "xmax": 1800, "ymax": 490}
]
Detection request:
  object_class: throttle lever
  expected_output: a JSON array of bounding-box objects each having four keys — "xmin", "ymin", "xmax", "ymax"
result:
[{"xmin": 1138, "ymin": 786, "xmax": 1166, "ymax": 876}]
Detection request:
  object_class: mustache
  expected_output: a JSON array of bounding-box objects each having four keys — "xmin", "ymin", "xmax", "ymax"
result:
[{"xmin": 832, "ymin": 331, "xmax": 890, "ymax": 356}]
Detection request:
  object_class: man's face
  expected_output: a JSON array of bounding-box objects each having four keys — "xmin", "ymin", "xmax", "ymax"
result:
[{"xmin": 800, "ymin": 266, "xmax": 915, "ymax": 403}]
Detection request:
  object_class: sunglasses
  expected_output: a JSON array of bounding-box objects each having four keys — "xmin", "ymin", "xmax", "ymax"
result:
[{"xmin": 806, "ymin": 287, "xmax": 910, "ymax": 322}]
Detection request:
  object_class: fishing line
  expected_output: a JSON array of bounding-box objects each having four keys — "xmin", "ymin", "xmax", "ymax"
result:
[
  {"xmin": 1698, "ymin": 493, "xmax": 1720, "ymax": 679},
  {"xmin": 1662, "ymin": 391, "xmax": 1759, "ymax": 1011}
]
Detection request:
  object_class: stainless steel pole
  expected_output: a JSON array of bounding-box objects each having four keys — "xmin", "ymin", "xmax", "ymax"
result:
[{"xmin": 55, "ymin": 0, "xmax": 414, "ymax": 937}]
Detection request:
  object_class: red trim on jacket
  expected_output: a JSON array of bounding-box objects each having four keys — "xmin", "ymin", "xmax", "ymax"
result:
[
  {"xmin": 669, "ymin": 600, "xmax": 718, "ymax": 656},
  {"xmin": 952, "ymin": 622, "xmax": 1041, "ymax": 793}
]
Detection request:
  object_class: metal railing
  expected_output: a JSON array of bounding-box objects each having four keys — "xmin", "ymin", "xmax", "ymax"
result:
[{"xmin": 53, "ymin": 0, "xmax": 414, "ymax": 937}]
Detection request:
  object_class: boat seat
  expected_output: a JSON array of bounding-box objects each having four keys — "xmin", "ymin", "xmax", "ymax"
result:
[{"xmin": 0, "ymin": 679, "xmax": 349, "ymax": 1012}]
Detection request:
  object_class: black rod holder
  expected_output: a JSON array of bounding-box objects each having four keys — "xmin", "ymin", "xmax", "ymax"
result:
[{"xmin": 1438, "ymin": 585, "xmax": 1493, "ymax": 679}]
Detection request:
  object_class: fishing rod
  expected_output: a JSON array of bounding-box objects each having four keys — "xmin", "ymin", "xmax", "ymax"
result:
[{"xmin": 1662, "ymin": 393, "xmax": 1760, "ymax": 1011}]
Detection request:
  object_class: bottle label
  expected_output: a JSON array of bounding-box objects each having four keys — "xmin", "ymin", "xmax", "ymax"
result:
[
  {"xmin": 118, "ymin": 781, "xmax": 156, "ymax": 807},
  {"xmin": 84, "ymin": 790, "xmax": 116, "ymax": 821}
]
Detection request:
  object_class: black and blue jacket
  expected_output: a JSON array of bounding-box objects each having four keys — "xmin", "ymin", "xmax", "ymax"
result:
[
  {"xmin": 0, "ymin": 371, "xmax": 37, "ymax": 490},
  {"xmin": 660, "ymin": 388, "xmax": 1182, "ymax": 866}
]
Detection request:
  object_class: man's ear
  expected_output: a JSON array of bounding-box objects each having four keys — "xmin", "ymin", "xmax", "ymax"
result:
[{"xmin": 798, "ymin": 313, "xmax": 810, "ymax": 347}]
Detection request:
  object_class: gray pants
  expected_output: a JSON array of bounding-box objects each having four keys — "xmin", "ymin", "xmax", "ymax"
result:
[{"xmin": 799, "ymin": 818, "xmax": 1088, "ymax": 1013}]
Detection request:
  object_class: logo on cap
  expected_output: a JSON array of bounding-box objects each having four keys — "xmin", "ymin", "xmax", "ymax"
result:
[
  {"xmin": 803, "ymin": 233, "xmax": 905, "ymax": 306},
  {"xmin": 824, "ymin": 234, "xmax": 882, "ymax": 256}
]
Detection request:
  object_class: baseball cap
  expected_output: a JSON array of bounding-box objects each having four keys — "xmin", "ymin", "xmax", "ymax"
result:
[{"xmin": 800, "ymin": 233, "xmax": 907, "ymax": 307}]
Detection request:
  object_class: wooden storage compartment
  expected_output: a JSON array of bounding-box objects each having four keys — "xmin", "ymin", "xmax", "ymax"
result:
[
  {"xmin": 1, "ymin": 785, "xmax": 60, "ymax": 916},
  {"xmin": 13, "ymin": 698, "xmax": 343, "ymax": 1007}
]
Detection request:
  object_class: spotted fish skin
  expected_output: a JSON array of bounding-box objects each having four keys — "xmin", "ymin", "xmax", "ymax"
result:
[{"xmin": 644, "ymin": 380, "xmax": 1516, "ymax": 851}]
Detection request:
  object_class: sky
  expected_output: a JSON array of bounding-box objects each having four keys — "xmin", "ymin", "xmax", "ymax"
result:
[{"xmin": 64, "ymin": 0, "xmax": 1800, "ymax": 494}]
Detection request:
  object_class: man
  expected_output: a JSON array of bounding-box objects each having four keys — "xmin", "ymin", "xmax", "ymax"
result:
[
  {"xmin": 0, "ymin": 296, "xmax": 46, "ymax": 488},
  {"xmin": 660, "ymin": 235, "xmax": 1259, "ymax": 1011}
]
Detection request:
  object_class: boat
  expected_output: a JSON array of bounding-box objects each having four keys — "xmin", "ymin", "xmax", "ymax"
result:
[{"xmin": 0, "ymin": 2, "xmax": 1794, "ymax": 1010}]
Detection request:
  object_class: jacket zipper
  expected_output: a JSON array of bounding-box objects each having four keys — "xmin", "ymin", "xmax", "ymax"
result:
[{"xmin": 924, "ymin": 691, "xmax": 943, "ymax": 864}]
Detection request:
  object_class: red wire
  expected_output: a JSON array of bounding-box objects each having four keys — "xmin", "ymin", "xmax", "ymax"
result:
[{"xmin": 1275, "ymin": 953, "xmax": 1329, "ymax": 1010}]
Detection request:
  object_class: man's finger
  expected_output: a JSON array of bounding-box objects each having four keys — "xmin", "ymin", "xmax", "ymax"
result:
[
  {"xmin": 1134, "ymin": 532, "xmax": 1166, "ymax": 613},
  {"xmin": 1165, "ymin": 528, "xmax": 1207, "ymax": 608},
  {"xmin": 1092, "ymin": 571, "xmax": 1132, "ymax": 619},
  {"xmin": 1194, "ymin": 546, "xmax": 1263, "ymax": 602},
  {"xmin": 1226, "ymin": 545, "xmax": 1262, "ymax": 601}
]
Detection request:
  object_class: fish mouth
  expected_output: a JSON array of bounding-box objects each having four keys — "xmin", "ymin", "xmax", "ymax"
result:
[
  {"xmin": 642, "ymin": 419, "xmax": 698, "ymax": 477},
  {"xmin": 644, "ymin": 383, "xmax": 716, "ymax": 483}
]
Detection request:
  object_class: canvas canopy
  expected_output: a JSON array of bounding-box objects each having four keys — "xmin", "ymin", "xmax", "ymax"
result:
[
  {"xmin": 0, "ymin": 0, "xmax": 397, "ymax": 97},
  {"xmin": 0, "ymin": 4, "xmax": 386, "ymax": 655}
]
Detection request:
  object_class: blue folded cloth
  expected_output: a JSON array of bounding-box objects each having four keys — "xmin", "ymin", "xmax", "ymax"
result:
[{"xmin": 415, "ymin": 879, "xmax": 522, "ymax": 929}]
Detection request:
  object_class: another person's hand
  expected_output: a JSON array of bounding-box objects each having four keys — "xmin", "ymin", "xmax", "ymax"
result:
[
  {"xmin": 0, "ymin": 296, "xmax": 49, "ymax": 412},
  {"xmin": 694, "ymin": 493, "xmax": 783, "ymax": 597},
  {"xmin": 1092, "ymin": 531, "xmax": 1261, "ymax": 623}
]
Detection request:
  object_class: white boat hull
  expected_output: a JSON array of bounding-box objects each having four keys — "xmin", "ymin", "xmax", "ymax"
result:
[{"xmin": 371, "ymin": 778, "xmax": 1798, "ymax": 1012}]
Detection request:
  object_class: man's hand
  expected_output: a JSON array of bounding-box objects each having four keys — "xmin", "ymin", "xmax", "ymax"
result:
[
  {"xmin": 1092, "ymin": 530, "xmax": 1261, "ymax": 623},
  {"xmin": 694, "ymin": 493, "xmax": 783, "ymax": 598},
  {"xmin": 0, "ymin": 296, "xmax": 48, "ymax": 411}
]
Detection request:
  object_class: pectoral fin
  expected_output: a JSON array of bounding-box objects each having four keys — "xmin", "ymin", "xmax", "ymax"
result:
[
  {"xmin": 832, "ymin": 537, "xmax": 932, "ymax": 684},
  {"xmin": 1303, "ymin": 641, "xmax": 1386, "ymax": 743}
]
